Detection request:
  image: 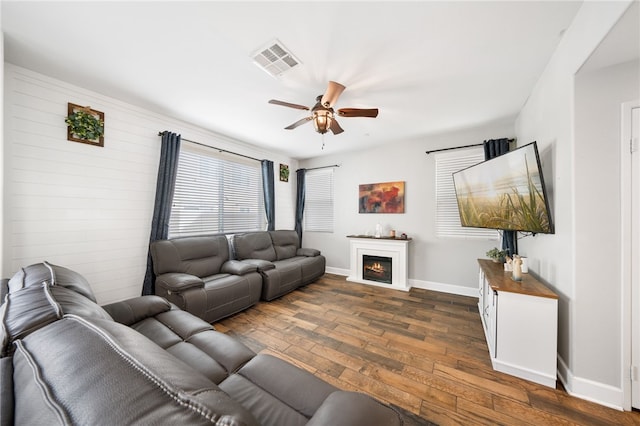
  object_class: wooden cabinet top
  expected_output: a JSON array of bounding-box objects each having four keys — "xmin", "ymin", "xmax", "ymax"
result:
[{"xmin": 478, "ymin": 259, "xmax": 558, "ymax": 299}]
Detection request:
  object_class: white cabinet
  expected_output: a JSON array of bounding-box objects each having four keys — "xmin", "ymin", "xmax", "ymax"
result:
[{"xmin": 478, "ymin": 259, "xmax": 558, "ymax": 388}]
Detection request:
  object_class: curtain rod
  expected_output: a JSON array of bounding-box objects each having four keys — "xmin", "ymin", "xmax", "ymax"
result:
[
  {"xmin": 158, "ymin": 131, "xmax": 262, "ymax": 162},
  {"xmin": 425, "ymin": 138, "xmax": 516, "ymax": 155},
  {"xmin": 297, "ymin": 164, "xmax": 340, "ymax": 172}
]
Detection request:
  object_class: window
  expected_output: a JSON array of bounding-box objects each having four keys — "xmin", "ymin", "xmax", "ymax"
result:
[
  {"xmin": 435, "ymin": 148, "xmax": 499, "ymax": 239},
  {"xmin": 304, "ymin": 168, "xmax": 334, "ymax": 232},
  {"xmin": 169, "ymin": 142, "xmax": 265, "ymax": 237}
]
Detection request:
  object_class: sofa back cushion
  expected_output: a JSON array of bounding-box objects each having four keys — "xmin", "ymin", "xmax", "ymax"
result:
[
  {"xmin": 232, "ymin": 232, "xmax": 276, "ymax": 262},
  {"xmin": 151, "ymin": 236, "xmax": 230, "ymax": 277},
  {"xmin": 269, "ymin": 230, "xmax": 300, "ymax": 260}
]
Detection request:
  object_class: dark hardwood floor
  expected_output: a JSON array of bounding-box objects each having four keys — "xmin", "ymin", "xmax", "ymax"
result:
[{"xmin": 215, "ymin": 274, "xmax": 640, "ymax": 425}]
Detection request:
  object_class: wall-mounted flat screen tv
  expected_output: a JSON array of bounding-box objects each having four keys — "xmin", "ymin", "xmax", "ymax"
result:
[{"xmin": 452, "ymin": 141, "xmax": 554, "ymax": 234}]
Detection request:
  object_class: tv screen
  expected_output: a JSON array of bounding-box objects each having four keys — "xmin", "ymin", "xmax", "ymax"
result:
[{"xmin": 452, "ymin": 141, "xmax": 554, "ymax": 234}]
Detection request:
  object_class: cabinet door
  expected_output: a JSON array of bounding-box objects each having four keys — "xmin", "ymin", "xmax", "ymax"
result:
[
  {"xmin": 485, "ymin": 290, "xmax": 497, "ymax": 357},
  {"xmin": 482, "ymin": 276, "xmax": 492, "ymax": 325},
  {"xmin": 478, "ymin": 269, "xmax": 485, "ymax": 311}
]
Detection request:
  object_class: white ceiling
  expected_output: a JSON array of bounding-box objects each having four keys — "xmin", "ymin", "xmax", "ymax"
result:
[{"xmin": 2, "ymin": 1, "xmax": 585, "ymax": 160}]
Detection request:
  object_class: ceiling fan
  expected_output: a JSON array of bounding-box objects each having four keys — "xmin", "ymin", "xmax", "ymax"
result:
[{"xmin": 268, "ymin": 81, "xmax": 379, "ymax": 135}]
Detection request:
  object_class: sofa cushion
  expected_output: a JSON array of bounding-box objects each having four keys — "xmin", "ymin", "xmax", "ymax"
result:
[
  {"xmin": 269, "ymin": 230, "xmax": 300, "ymax": 260},
  {"xmin": 118, "ymin": 303, "xmax": 256, "ymax": 384},
  {"xmin": 151, "ymin": 235, "xmax": 230, "ymax": 277},
  {"xmin": 233, "ymin": 232, "xmax": 277, "ymax": 262},
  {"xmin": 12, "ymin": 315, "xmax": 258, "ymax": 426}
]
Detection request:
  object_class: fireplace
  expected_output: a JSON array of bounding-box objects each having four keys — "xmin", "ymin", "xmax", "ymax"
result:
[
  {"xmin": 363, "ymin": 255, "xmax": 392, "ymax": 284},
  {"xmin": 347, "ymin": 236, "xmax": 411, "ymax": 291}
]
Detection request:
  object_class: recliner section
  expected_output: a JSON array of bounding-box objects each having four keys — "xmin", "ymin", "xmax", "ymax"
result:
[
  {"xmin": 150, "ymin": 234, "xmax": 263, "ymax": 323},
  {"xmin": 232, "ymin": 230, "xmax": 326, "ymax": 301}
]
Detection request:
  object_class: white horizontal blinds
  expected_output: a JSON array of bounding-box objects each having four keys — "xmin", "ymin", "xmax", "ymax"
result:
[
  {"xmin": 435, "ymin": 148, "xmax": 499, "ymax": 239},
  {"xmin": 304, "ymin": 168, "xmax": 334, "ymax": 232},
  {"xmin": 169, "ymin": 142, "xmax": 265, "ymax": 238}
]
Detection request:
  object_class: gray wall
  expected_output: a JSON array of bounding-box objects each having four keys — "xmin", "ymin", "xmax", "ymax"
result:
[
  {"xmin": 300, "ymin": 120, "xmax": 514, "ymax": 295},
  {"xmin": 574, "ymin": 58, "xmax": 639, "ymax": 388},
  {"xmin": 516, "ymin": 0, "xmax": 635, "ymax": 408}
]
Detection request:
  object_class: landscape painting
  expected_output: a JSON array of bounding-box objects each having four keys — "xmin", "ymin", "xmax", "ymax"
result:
[{"xmin": 359, "ymin": 181, "xmax": 405, "ymax": 214}]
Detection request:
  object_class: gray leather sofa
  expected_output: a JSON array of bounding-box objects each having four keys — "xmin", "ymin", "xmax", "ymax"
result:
[
  {"xmin": 232, "ymin": 230, "xmax": 326, "ymax": 301},
  {"xmin": 150, "ymin": 235, "xmax": 263, "ymax": 323},
  {"xmin": 0, "ymin": 262, "xmax": 414, "ymax": 426}
]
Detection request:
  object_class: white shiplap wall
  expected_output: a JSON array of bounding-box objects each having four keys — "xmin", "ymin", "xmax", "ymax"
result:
[{"xmin": 3, "ymin": 64, "xmax": 297, "ymax": 304}]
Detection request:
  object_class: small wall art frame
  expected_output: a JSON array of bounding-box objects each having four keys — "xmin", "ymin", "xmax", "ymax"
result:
[
  {"xmin": 65, "ymin": 103, "xmax": 105, "ymax": 147},
  {"xmin": 359, "ymin": 181, "xmax": 405, "ymax": 213},
  {"xmin": 279, "ymin": 164, "xmax": 290, "ymax": 182}
]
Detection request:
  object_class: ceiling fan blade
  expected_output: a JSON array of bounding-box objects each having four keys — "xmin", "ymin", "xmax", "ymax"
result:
[
  {"xmin": 329, "ymin": 118, "xmax": 344, "ymax": 135},
  {"xmin": 284, "ymin": 116, "xmax": 313, "ymax": 130},
  {"xmin": 269, "ymin": 99, "xmax": 309, "ymax": 111},
  {"xmin": 321, "ymin": 81, "xmax": 346, "ymax": 108},
  {"xmin": 337, "ymin": 108, "xmax": 379, "ymax": 118}
]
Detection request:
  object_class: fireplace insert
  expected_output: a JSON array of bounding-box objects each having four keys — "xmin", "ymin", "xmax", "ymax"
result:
[{"xmin": 362, "ymin": 255, "xmax": 392, "ymax": 284}]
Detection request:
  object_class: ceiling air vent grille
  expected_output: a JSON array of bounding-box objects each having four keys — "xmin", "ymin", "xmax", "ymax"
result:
[{"xmin": 252, "ymin": 40, "xmax": 301, "ymax": 78}]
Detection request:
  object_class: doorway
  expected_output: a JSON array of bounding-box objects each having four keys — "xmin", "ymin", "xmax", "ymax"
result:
[{"xmin": 624, "ymin": 100, "xmax": 640, "ymax": 409}]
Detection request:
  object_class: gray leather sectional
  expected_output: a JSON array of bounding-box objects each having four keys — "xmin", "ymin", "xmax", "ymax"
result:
[
  {"xmin": 0, "ymin": 262, "xmax": 417, "ymax": 425},
  {"xmin": 151, "ymin": 230, "xmax": 326, "ymax": 323}
]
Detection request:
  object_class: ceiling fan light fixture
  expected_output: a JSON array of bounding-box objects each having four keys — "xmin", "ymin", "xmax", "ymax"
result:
[
  {"xmin": 313, "ymin": 110, "xmax": 333, "ymax": 134},
  {"xmin": 321, "ymin": 81, "xmax": 346, "ymax": 108}
]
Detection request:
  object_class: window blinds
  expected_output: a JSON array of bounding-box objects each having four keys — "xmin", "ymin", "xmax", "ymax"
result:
[
  {"xmin": 168, "ymin": 142, "xmax": 265, "ymax": 237},
  {"xmin": 435, "ymin": 148, "xmax": 499, "ymax": 240},
  {"xmin": 304, "ymin": 168, "xmax": 334, "ymax": 233}
]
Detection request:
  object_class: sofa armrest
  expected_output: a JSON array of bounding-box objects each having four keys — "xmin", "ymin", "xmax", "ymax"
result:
[
  {"xmin": 221, "ymin": 260, "xmax": 258, "ymax": 276},
  {"xmin": 102, "ymin": 296, "xmax": 172, "ymax": 326},
  {"xmin": 306, "ymin": 391, "xmax": 402, "ymax": 426},
  {"xmin": 240, "ymin": 259, "xmax": 275, "ymax": 272},
  {"xmin": 297, "ymin": 248, "xmax": 321, "ymax": 257},
  {"xmin": 155, "ymin": 273, "xmax": 204, "ymax": 293}
]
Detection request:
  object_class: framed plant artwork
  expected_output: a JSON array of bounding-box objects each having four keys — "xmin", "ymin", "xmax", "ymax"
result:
[
  {"xmin": 65, "ymin": 103, "xmax": 105, "ymax": 147},
  {"xmin": 279, "ymin": 163, "xmax": 290, "ymax": 182},
  {"xmin": 359, "ymin": 181, "xmax": 405, "ymax": 213}
]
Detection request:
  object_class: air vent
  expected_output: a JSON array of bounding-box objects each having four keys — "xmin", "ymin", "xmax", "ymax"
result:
[{"xmin": 252, "ymin": 39, "xmax": 301, "ymax": 78}]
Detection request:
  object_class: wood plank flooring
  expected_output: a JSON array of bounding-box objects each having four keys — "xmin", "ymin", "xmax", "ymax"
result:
[{"xmin": 215, "ymin": 274, "xmax": 640, "ymax": 425}]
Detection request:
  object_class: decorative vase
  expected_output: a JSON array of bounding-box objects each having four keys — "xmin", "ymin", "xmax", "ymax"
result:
[{"xmin": 512, "ymin": 256, "xmax": 523, "ymax": 281}]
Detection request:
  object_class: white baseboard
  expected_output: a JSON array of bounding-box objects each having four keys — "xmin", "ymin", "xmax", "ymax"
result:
[
  {"xmin": 409, "ymin": 278, "xmax": 479, "ymax": 298},
  {"xmin": 324, "ymin": 267, "xmax": 478, "ymax": 298},
  {"xmin": 557, "ymin": 355, "xmax": 624, "ymax": 410},
  {"xmin": 326, "ymin": 266, "xmax": 350, "ymax": 276}
]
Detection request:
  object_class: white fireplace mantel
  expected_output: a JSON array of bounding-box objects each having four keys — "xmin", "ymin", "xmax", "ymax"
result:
[{"xmin": 346, "ymin": 236, "xmax": 412, "ymax": 291}]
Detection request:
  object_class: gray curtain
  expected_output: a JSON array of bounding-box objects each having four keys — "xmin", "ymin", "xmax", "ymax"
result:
[
  {"xmin": 483, "ymin": 138, "xmax": 517, "ymax": 257},
  {"xmin": 294, "ymin": 168, "xmax": 306, "ymax": 244},
  {"xmin": 261, "ymin": 160, "xmax": 275, "ymax": 231},
  {"xmin": 142, "ymin": 131, "xmax": 181, "ymax": 295}
]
